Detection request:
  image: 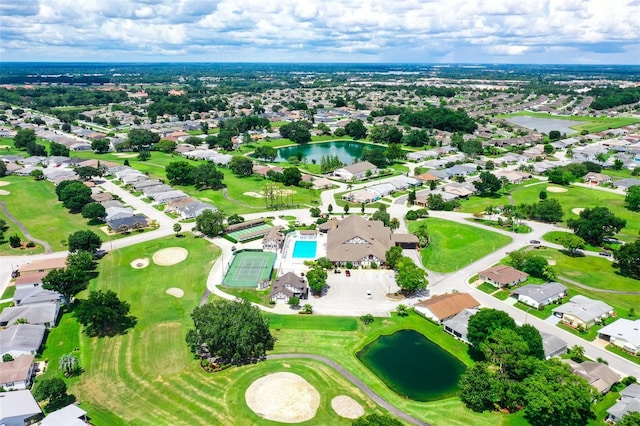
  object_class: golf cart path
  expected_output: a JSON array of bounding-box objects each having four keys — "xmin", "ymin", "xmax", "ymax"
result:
[
  {"xmin": 0, "ymin": 201, "xmax": 52, "ymax": 253},
  {"xmin": 267, "ymin": 353, "xmax": 430, "ymax": 426},
  {"xmin": 558, "ymin": 275, "xmax": 640, "ymax": 295}
]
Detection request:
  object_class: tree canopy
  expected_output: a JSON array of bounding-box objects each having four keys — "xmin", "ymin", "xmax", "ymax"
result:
[
  {"xmin": 75, "ymin": 290, "xmax": 137, "ymax": 337},
  {"xmin": 59, "ymin": 181, "xmax": 93, "ymax": 212},
  {"xmin": 567, "ymin": 207, "xmax": 626, "ymax": 245},
  {"xmin": 306, "ymin": 265, "xmax": 328, "ymax": 295},
  {"xmin": 68, "ymin": 230, "xmax": 102, "ymax": 253},
  {"xmin": 473, "ymin": 172, "xmax": 501, "ymax": 196},
  {"xmin": 279, "ymin": 121, "xmax": 311, "ymax": 144},
  {"xmin": 229, "ymin": 156, "xmax": 254, "ymax": 176},
  {"xmin": 127, "ymin": 128, "xmax": 160, "ymax": 151},
  {"xmin": 195, "ymin": 209, "xmax": 226, "ymax": 237},
  {"xmin": 42, "ymin": 267, "xmax": 89, "ymax": 305},
  {"xmin": 614, "ymin": 239, "xmax": 640, "ymax": 279},
  {"xmin": 395, "ymin": 257, "xmax": 428, "ymax": 293},
  {"xmin": 186, "ymin": 299, "xmax": 274, "ymax": 363},
  {"xmin": 625, "ymin": 185, "xmax": 640, "ymax": 212}
]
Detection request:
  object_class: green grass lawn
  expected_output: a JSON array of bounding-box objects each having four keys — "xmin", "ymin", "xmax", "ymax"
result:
[
  {"xmin": 497, "ymin": 112, "xmax": 640, "ymax": 134},
  {"xmin": 477, "ymin": 282, "xmax": 499, "ymax": 294},
  {"xmin": 219, "ymin": 286, "xmax": 273, "ymax": 307},
  {"xmin": 605, "ymin": 345, "xmax": 640, "ymax": 365},
  {"xmin": 542, "ymin": 231, "xmax": 602, "ymax": 251},
  {"xmin": 409, "ymin": 218, "xmax": 512, "ymax": 272}
]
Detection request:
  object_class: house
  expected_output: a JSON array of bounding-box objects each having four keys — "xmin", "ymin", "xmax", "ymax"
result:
[
  {"xmin": 18, "ymin": 257, "xmax": 67, "ymax": 275},
  {"xmin": 105, "ymin": 206, "xmax": 135, "ymax": 222},
  {"xmin": 598, "ymin": 319, "xmax": 640, "ymax": 355},
  {"xmin": 0, "ymin": 324, "xmax": 46, "ymax": 360},
  {"xmin": 142, "ymin": 184, "xmax": 173, "ymax": 196},
  {"xmin": 0, "ymin": 354, "xmax": 36, "ymax": 390},
  {"xmin": 149, "ymin": 190, "xmax": 188, "ymax": 204},
  {"xmin": 90, "ymin": 192, "xmax": 113, "ymax": 203},
  {"xmin": 606, "ymin": 383, "xmax": 640, "ymax": 424},
  {"xmin": 562, "ymin": 359, "xmax": 620, "ymax": 394},
  {"xmin": 612, "ymin": 178, "xmax": 640, "ymax": 191},
  {"xmin": 442, "ymin": 308, "xmax": 479, "ymax": 344},
  {"xmin": 333, "ymin": 161, "xmax": 378, "ymax": 181},
  {"xmin": 175, "ymin": 201, "xmax": 217, "ymax": 219},
  {"xmin": 311, "ymin": 177, "xmax": 333, "ymax": 190},
  {"xmin": 13, "ymin": 285, "xmax": 64, "ymax": 306},
  {"xmin": 0, "ymin": 389, "xmax": 42, "ymax": 426},
  {"xmin": 14, "ymin": 271, "xmax": 48, "ymax": 286},
  {"xmin": 478, "ymin": 265, "xmax": 528, "ymax": 288},
  {"xmin": 343, "ymin": 189, "xmax": 377, "ymax": 204},
  {"xmin": 262, "ymin": 226, "xmax": 285, "ymax": 252},
  {"xmin": 442, "ymin": 182, "xmax": 475, "ymax": 198},
  {"xmin": 540, "ymin": 331, "xmax": 567, "ymax": 359},
  {"xmin": 493, "ymin": 170, "xmax": 531, "ymax": 184},
  {"xmin": 107, "ymin": 215, "xmax": 148, "ymax": 233},
  {"xmin": 511, "ymin": 282, "xmax": 567, "ymax": 309},
  {"xmin": 0, "ymin": 302, "xmax": 60, "ymax": 328},
  {"xmin": 584, "ymin": 172, "xmax": 612, "ymax": 185},
  {"xmin": 325, "ymin": 215, "xmax": 415, "ymax": 267},
  {"xmin": 367, "ymin": 183, "xmax": 396, "ymax": 198},
  {"xmin": 269, "ymin": 272, "xmax": 308, "ymax": 303},
  {"xmin": 552, "ymin": 295, "xmax": 614, "ymax": 329},
  {"xmin": 41, "ymin": 404, "xmax": 89, "ymax": 426},
  {"xmin": 415, "ymin": 293, "xmax": 480, "ymax": 323}
]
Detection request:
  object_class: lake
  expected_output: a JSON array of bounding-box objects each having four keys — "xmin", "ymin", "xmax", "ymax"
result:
[
  {"xmin": 356, "ymin": 329, "xmax": 466, "ymax": 401},
  {"xmin": 505, "ymin": 116, "xmax": 588, "ymax": 134},
  {"xmin": 273, "ymin": 140, "xmax": 378, "ymax": 164}
]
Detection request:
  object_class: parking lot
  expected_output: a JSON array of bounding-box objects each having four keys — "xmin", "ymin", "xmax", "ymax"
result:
[{"xmin": 308, "ymin": 269, "xmax": 403, "ymax": 316}]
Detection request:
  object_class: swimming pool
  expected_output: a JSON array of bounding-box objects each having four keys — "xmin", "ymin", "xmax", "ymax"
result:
[{"xmin": 292, "ymin": 240, "xmax": 317, "ymax": 259}]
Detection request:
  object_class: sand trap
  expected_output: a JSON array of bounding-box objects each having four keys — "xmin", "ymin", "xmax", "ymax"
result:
[
  {"xmin": 331, "ymin": 395, "xmax": 364, "ymax": 419},
  {"xmin": 0, "ymin": 190, "xmax": 9, "ymax": 195},
  {"xmin": 572, "ymin": 208, "xmax": 585, "ymax": 215},
  {"xmin": 546, "ymin": 186, "xmax": 568, "ymax": 193},
  {"xmin": 244, "ymin": 191, "xmax": 263, "ymax": 198},
  {"xmin": 131, "ymin": 258, "xmax": 150, "ymax": 269},
  {"xmin": 153, "ymin": 247, "xmax": 188, "ymax": 266},
  {"xmin": 113, "ymin": 153, "xmax": 138, "ymax": 158},
  {"xmin": 0, "ymin": 181, "xmax": 10, "ymax": 186},
  {"xmin": 165, "ymin": 287, "xmax": 184, "ymax": 298},
  {"xmin": 0, "ymin": 145, "xmax": 10, "ymax": 149},
  {"xmin": 245, "ymin": 372, "xmax": 320, "ymax": 423}
]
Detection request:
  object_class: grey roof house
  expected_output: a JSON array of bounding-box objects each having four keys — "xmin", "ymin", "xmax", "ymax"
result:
[
  {"xmin": 540, "ymin": 331, "xmax": 567, "ymax": 359},
  {"xmin": 552, "ymin": 295, "xmax": 614, "ymax": 329},
  {"xmin": 0, "ymin": 389, "xmax": 42, "ymax": 426},
  {"xmin": 269, "ymin": 272, "xmax": 308, "ymax": 303},
  {"xmin": 0, "ymin": 302, "xmax": 60, "ymax": 328},
  {"xmin": 607, "ymin": 383, "xmax": 640, "ymax": 424},
  {"xmin": 511, "ymin": 282, "xmax": 567, "ymax": 309},
  {"xmin": 0, "ymin": 324, "xmax": 46, "ymax": 360},
  {"xmin": 563, "ymin": 359, "xmax": 620, "ymax": 394},
  {"xmin": 442, "ymin": 308, "xmax": 479, "ymax": 344}
]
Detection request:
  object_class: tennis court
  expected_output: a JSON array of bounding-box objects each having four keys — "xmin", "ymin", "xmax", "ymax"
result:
[
  {"xmin": 222, "ymin": 250, "xmax": 276, "ymax": 288},
  {"xmin": 226, "ymin": 224, "xmax": 272, "ymax": 242}
]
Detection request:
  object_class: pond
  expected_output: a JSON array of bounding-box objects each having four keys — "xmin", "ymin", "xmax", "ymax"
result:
[
  {"xmin": 273, "ymin": 140, "xmax": 378, "ymax": 164},
  {"xmin": 356, "ymin": 329, "xmax": 466, "ymax": 401},
  {"xmin": 505, "ymin": 115, "xmax": 588, "ymax": 134}
]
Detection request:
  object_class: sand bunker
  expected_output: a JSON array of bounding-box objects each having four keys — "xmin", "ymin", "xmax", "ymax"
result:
[
  {"xmin": 0, "ymin": 190, "xmax": 9, "ymax": 195},
  {"xmin": 131, "ymin": 258, "xmax": 150, "ymax": 269},
  {"xmin": 244, "ymin": 191, "xmax": 263, "ymax": 198},
  {"xmin": 153, "ymin": 247, "xmax": 188, "ymax": 266},
  {"xmin": 0, "ymin": 181, "xmax": 10, "ymax": 187},
  {"xmin": 245, "ymin": 372, "xmax": 320, "ymax": 423},
  {"xmin": 165, "ymin": 287, "xmax": 184, "ymax": 298},
  {"xmin": 331, "ymin": 395, "xmax": 365, "ymax": 419},
  {"xmin": 572, "ymin": 208, "xmax": 585, "ymax": 215},
  {"xmin": 546, "ymin": 186, "xmax": 568, "ymax": 193},
  {"xmin": 113, "ymin": 153, "xmax": 138, "ymax": 158}
]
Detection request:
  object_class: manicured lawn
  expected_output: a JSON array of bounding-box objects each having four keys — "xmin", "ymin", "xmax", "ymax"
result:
[
  {"xmin": 409, "ymin": 218, "xmax": 512, "ymax": 273},
  {"xmin": 266, "ymin": 313, "xmax": 358, "ymax": 331},
  {"xmin": 1, "ymin": 284, "xmax": 16, "ymax": 300},
  {"xmin": 497, "ymin": 112, "xmax": 640, "ymax": 134},
  {"xmin": 606, "ymin": 344, "xmax": 640, "ymax": 365},
  {"xmin": 466, "ymin": 218, "xmax": 532, "ymax": 234},
  {"xmin": 493, "ymin": 290, "xmax": 511, "ymax": 301},
  {"xmin": 513, "ymin": 301, "xmax": 555, "ymax": 320},
  {"xmin": 219, "ymin": 286, "xmax": 273, "ymax": 307},
  {"xmin": 542, "ymin": 231, "xmax": 602, "ymax": 251},
  {"xmin": 477, "ymin": 282, "xmax": 498, "ymax": 294}
]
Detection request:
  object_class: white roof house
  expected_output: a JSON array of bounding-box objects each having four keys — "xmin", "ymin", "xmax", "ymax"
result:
[
  {"xmin": 41, "ymin": 404, "xmax": 88, "ymax": 426},
  {"xmin": 0, "ymin": 389, "xmax": 42, "ymax": 426},
  {"xmin": 511, "ymin": 282, "xmax": 567, "ymax": 309},
  {"xmin": 0, "ymin": 324, "xmax": 46, "ymax": 360},
  {"xmin": 0, "ymin": 302, "xmax": 60, "ymax": 328},
  {"xmin": 598, "ymin": 319, "xmax": 640, "ymax": 355},
  {"xmin": 607, "ymin": 384, "xmax": 640, "ymax": 424},
  {"xmin": 552, "ymin": 295, "xmax": 614, "ymax": 329}
]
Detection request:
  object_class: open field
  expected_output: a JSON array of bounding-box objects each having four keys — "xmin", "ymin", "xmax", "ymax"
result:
[
  {"xmin": 409, "ymin": 218, "xmax": 512, "ymax": 272},
  {"xmin": 498, "ymin": 111, "xmax": 640, "ymax": 134}
]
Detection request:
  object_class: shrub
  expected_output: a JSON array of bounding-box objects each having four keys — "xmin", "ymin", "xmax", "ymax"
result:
[
  {"xmin": 360, "ymin": 314, "xmax": 374, "ymax": 324},
  {"xmin": 346, "ymin": 262, "xmax": 354, "ymax": 269},
  {"xmin": 9, "ymin": 234, "xmax": 21, "ymax": 248},
  {"xmin": 26, "ymin": 241, "xmax": 36, "ymax": 248}
]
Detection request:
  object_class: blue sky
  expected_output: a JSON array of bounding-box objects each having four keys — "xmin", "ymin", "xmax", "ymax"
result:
[{"xmin": 1, "ymin": 0, "xmax": 639, "ymax": 64}]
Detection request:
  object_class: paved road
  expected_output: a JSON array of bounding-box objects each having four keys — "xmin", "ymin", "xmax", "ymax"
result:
[
  {"xmin": 0, "ymin": 201, "xmax": 52, "ymax": 253},
  {"xmin": 267, "ymin": 353, "xmax": 430, "ymax": 426}
]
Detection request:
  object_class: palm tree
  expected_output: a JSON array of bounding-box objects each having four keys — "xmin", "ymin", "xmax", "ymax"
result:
[{"xmin": 59, "ymin": 353, "xmax": 79, "ymax": 377}]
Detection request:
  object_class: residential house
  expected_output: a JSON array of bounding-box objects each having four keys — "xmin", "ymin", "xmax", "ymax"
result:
[
  {"xmin": 598, "ymin": 319, "xmax": 640, "ymax": 355},
  {"xmin": 415, "ymin": 293, "xmax": 480, "ymax": 323},
  {"xmin": 175, "ymin": 201, "xmax": 217, "ymax": 219},
  {"xmin": 269, "ymin": 272, "xmax": 308, "ymax": 303},
  {"xmin": 442, "ymin": 308, "xmax": 479, "ymax": 344},
  {"xmin": 493, "ymin": 170, "xmax": 531, "ymax": 184},
  {"xmin": 0, "ymin": 355, "xmax": 36, "ymax": 390},
  {"xmin": 105, "ymin": 206, "xmax": 135, "ymax": 222},
  {"xmin": 142, "ymin": 184, "xmax": 173, "ymax": 196},
  {"xmin": 479, "ymin": 265, "xmax": 529, "ymax": 288},
  {"xmin": 131, "ymin": 179, "xmax": 162, "ymax": 190},
  {"xmin": 606, "ymin": 383, "xmax": 640, "ymax": 424},
  {"xmin": 149, "ymin": 190, "xmax": 188, "ymax": 204},
  {"xmin": 107, "ymin": 215, "xmax": 148, "ymax": 233},
  {"xmin": 13, "ymin": 285, "xmax": 64, "ymax": 306},
  {"xmin": 311, "ymin": 177, "xmax": 333, "ymax": 190},
  {"xmin": 511, "ymin": 282, "xmax": 567, "ymax": 309},
  {"xmin": 366, "ymin": 183, "xmax": 396, "ymax": 198},
  {"xmin": 584, "ymin": 172, "xmax": 612, "ymax": 185},
  {"xmin": 343, "ymin": 189, "xmax": 378, "ymax": 204},
  {"xmin": 563, "ymin": 359, "xmax": 620, "ymax": 394},
  {"xmin": 612, "ymin": 178, "xmax": 640, "ymax": 191},
  {"xmin": 540, "ymin": 331, "xmax": 568, "ymax": 359},
  {"xmin": 90, "ymin": 192, "xmax": 113, "ymax": 203},
  {"xmin": 41, "ymin": 404, "xmax": 89, "ymax": 426},
  {"xmin": 0, "ymin": 389, "xmax": 42, "ymax": 426},
  {"xmin": 262, "ymin": 226, "xmax": 285, "ymax": 252},
  {"xmin": 0, "ymin": 302, "xmax": 60, "ymax": 328},
  {"xmin": 0, "ymin": 324, "xmax": 46, "ymax": 360},
  {"xmin": 442, "ymin": 182, "xmax": 475, "ymax": 198},
  {"xmin": 325, "ymin": 215, "xmax": 415, "ymax": 267},
  {"xmin": 552, "ymin": 295, "xmax": 614, "ymax": 329},
  {"xmin": 333, "ymin": 161, "xmax": 378, "ymax": 181},
  {"xmin": 14, "ymin": 272, "xmax": 48, "ymax": 286},
  {"xmin": 18, "ymin": 257, "xmax": 67, "ymax": 275}
]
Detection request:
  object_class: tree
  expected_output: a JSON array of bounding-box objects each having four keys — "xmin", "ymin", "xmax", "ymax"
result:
[
  {"xmin": 345, "ymin": 119, "xmax": 367, "ymax": 139},
  {"xmin": 474, "ymin": 172, "xmax": 501, "ymax": 196},
  {"xmin": 385, "ymin": 246, "xmax": 403, "ymax": 270},
  {"xmin": 59, "ymin": 181, "xmax": 92, "ymax": 212},
  {"xmin": 306, "ymin": 266, "xmax": 328, "ymax": 296},
  {"xmin": 288, "ymin": 296, "xmax": 300, "ymax": 308},
  {"xmin": 282, "ymin": 167, "xmax": 302, "ymax": 186},
  {"xmin": 343, "ymin": 203, "xmax": 350, "ymax": 215},
  {"xmin": 30, "ymin": 169, "xmax": 44, "ymax": 180},
  {"xmin": 58, "ymin": 353, "xmax": 80, "ymax": 376},
  {"xmin": 310, "ymin": 207, "xmax": 321, "ymax": 217},
  {"xmin": 353, "ymin": 414, "xmax": 403, "ymax": 426},
  {"xmin": 227, "ymin": 213, "xmax": 245, "ymax": 226},
  {"xmin": 538, "ymin": 190, "xmax": 547, "ymax": 200},
  {"xmin": 371, "ymin": 206, "xmax": 391, "ymax": 227},
  {"xmin": 42, "ymin": 268, "xmax": 89, "ymax": 305},
  {"xmin": 547, "ymin": 168, "xmax": 574, "ymax": 185},
  {"xmin": 615, "ymin": 239, "xmax": 640, "ymax": 279},
  {"xmin": 413, "ymin": 222, "xmax": 430, "ymax": 248},
  {"xmin": 91, "ymin": 139, "xmax": 110, "ymax": 153},
  {"xmin": 66, "ymin": 250, "xmax": 96, "ymax": 274},
  {"xmin": 9, "ymin": 234, "xmax": 21, "ymax": 248},
  {"xmin": 543, "ymin": 144, "xmax": 554, "ymax": 154},
  {"xmin": 68, "ymin": 230, "xmax": 102, "ymax": 253},
  {"xmin": 567, "ymin": 207, "xmax": 626, "ymax": 245},
  {"xmin": 137, "ymin": 149, "xmax": 151, "ymax": 161},
  {"xmin": 395, "ymin": 257, "xmax": 428, "ymax": 293},
  {"xmin": 50, "ymin": 142, "xmax": 70, "ymax": 157},
  {"xmin": 0, "ymin": 160, "xmax": 6, "ymax": 177},
  {"xmin": 173, "ymin": 223, "xmax": 182, "ymax": 236},
  {"xmin": 516, "ymin": 324, "xmax": 545, "ymax": 360},
  {"xmin": 532, "ymin": 199, "xmax": 564, "ymax": 223},
  {"xmin": 14, "ymin": 128, "xmax": 36, "ymax": 150},
  {"xmin": 617, "ymin": 412, "xmax": 640, "ymax": 426},
  {"xmin": 61, "ymin": 122, "xmax": 71, "ymax": 132},
  {"xmin": 402, "ymin": 129, "xmax": 430, "ymax": 147},
  {"xmin": 279, "ymin": 121, "xmax": 311, "ymax": 144},
  {"xmin": 195, "ymin": 209, "xmax": 226, "ymax": 237},
  {"xmin": 467, "ymin": 308, "xmax": 516, "ymax": 349},
  {"xmin": 522, "ymin": 255, "xmax": 553, "ymax": 279},
  {"xmin": 625, "ymin": 185, "xmax": 640, "ymax": 211},
  {"xmin": 327, "ymin": 204, "xmax": 333, "ymax": 214},
  {"xmin": 229, "ymin": 156, "xmax": 254, "ymax": 176},
  {"xmin": 361, "ymin": 147, "xmax": 388, "ymax": 167},
  {"xmin": 156, "ymin": 139, "xmax": 177, "ymax": 153},
  {"xmin": 559, "ymin": 233, "xmax": 586, "ymax": 254},
  {"xmin": 75, "ymin": 290, "xmax": 136, "ymax": 337},
  {"xmin": 81, "ymin": 202, "xmax": 106, "ymax": 222},
  {"xmin": 191, "ymin": 163, "xmax": 224, "ymax": 190},
  {"xmin": 548, "ymin": 130, "xmax": 561, "ymax": 141},
  {"xmin": 459, "ymin": 362, "xmax": 500, "ymax": 412},
  {"xmin": 33, "ymin": 378, "xmax": 71, "ymax": 411},
  {"xmin": 127, "ymin": 128, "xmax": 160, "ymax": 151},
  {"xmin": 166, "ymin": 161, "xmax": 196, "ymax": 185},
  {"xmin": 407, "ymin": 188, "xmax": 416, "ymax": 205},
  {"xmin": 186, "ymin": 299, "xmax": 274, "ymax": 363},
  {"xmin": 253, "ymin": 145, "xmax": 277, "ymax": 161}
]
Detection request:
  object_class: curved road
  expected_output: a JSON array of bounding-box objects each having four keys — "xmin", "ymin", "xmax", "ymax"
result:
[
  {"xmin": 267, "ymin": 353, "xmax": 430, "ymax": 426},
  {"xmin": 0, "ymin": 201, "xmax": 52, "ymax": 253}
]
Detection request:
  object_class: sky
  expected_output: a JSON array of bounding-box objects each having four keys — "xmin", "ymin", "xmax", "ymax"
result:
[{"xmin": 1, "ymin": 0, "xmax": 639, "ymax": 64}]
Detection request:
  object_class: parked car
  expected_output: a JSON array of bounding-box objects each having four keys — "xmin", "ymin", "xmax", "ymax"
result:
[
  {"xmin": 529, "ymin": 240, "xmax": 541, "ymax": 245},
  {"xmin": 599, "ymin": 251, "xmax": 613, "ymax": 257},
  {"xmin": 345, "ymin": 270, "xmax": 351, "ymax": 277},
  {"xmin": 334, "ymin": 269, "xmax": 341, "ymax": 274},
  {"xmin": 366, "ymin": 290, "xmax": 372, "ymax": 299}
]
